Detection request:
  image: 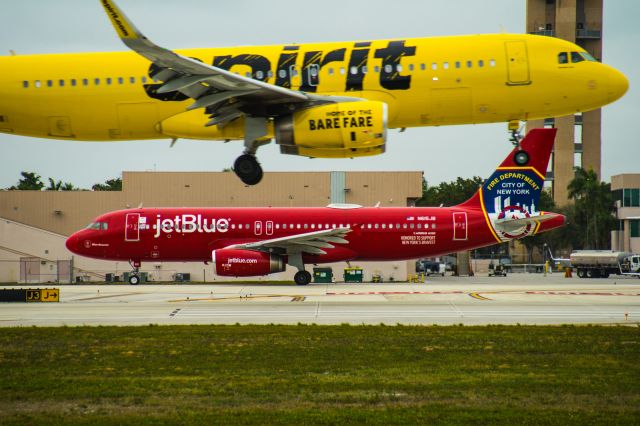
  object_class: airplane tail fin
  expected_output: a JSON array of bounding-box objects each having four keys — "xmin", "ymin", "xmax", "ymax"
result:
[{"xmin": 458, "ymin": 128, "xmax": 565, "ymax": 241}]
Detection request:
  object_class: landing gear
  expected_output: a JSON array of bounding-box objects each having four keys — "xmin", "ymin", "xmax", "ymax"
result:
[
  {"xmin": 128, "ymin": 260, "xmax": 141, "ymax": 285},
  {"xmin": 294, "ymin": 270, "xmax": 312, "ymax": 286},
  {"xmin": 233, "ymin": 116, "xmax": 269, "ymax": 186},
  {"xmin": 234, "ymin": 154, "xmax": 263, "ymax": 185},
  {"xmin": 508, "ymin": 121, "xmax": 529, "ymax": 166},
  {"xmin": 513, "ymin": 150, "xmax": 530, "ymax": 166}
]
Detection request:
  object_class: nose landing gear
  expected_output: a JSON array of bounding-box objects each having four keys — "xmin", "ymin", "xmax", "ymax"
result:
[{"xmin": 128, "ymin": 260, "xmax": 141, "ymax": 285}]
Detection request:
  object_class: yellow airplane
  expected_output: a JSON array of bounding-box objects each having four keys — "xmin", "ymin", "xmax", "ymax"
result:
[{"xmin": 0, "ymin": 0, "xmax": 628, "ymax": 185}]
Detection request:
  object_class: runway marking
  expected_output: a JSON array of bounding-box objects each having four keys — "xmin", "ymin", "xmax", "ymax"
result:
[
  {"xmin": 169, "ymin": 308, "xmax": 181, "ymax": 317},
  {"xmin": 326, "ymin": 291, "xmax": 465, "ymax": 296},
  {"xmin": 469, "ymin": 292, "xmax": 492, "ymax": 301},
  {"xmin": 73, "ymin": 292, "xmax": 145, "ymax": 301},
  {"xmin": 169, "ymin": 294, "xmax": 301, "ymax": 303},
  {"xmin": 291, "ymin": 296, "xmax": 306, "ymax": 302},
  {"xmin": 526, "ymin": 291, "xmax": 640, "ymax": 297}
]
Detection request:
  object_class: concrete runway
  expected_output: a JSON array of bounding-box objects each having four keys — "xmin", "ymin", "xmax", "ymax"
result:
[{"xmin": 1, "ymin": 274, "xmax": 639, "ymax": 326}]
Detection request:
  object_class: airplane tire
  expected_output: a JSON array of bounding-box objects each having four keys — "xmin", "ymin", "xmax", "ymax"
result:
[
  {"xmin": 129, "ymin": 274, "xmax": 140, "ymax": 285},
  {"xmin": 234, "ymin": 154, "xmax": 263, "ymax": 185},
  {"xmin": 577, "ymin": 269, "xmax": 586, "ymax": 278},
  {"xmin": 514, "ymin": 150, "xmax": 530, "ymax": 166},
  {"xmin": 294, "ymin": 270, "xmax": 311, "ymax": 285}
]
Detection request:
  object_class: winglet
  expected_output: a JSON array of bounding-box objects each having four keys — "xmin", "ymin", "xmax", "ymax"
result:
[{"xmin": 100, "ymin": 0, "xmax": 143, "ymax": 41}]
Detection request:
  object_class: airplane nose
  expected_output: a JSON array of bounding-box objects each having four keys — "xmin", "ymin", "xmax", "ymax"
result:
[
  {"xmin": 608, "ymin": 68, "xmax": 629, "ymax": 103},
  {"xmin": 65, "ymin": 233, "xmax": 79, "ymax": 254}
]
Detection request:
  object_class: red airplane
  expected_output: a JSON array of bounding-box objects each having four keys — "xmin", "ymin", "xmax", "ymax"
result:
[{"xmin": 66, "ymin": 128, "xmax": 564, "ymax": 285}]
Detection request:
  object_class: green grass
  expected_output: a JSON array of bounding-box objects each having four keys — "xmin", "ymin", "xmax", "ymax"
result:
[{"xmin": 0, "ymin": 324, "xmax": 638, "ymax": 425}]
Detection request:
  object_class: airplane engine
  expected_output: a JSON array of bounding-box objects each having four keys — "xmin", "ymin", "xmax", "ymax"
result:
[
  {"xmin": 275, "ymin": 100, "xmax": 387, "ymax": 158},
  {"xmin": 212, "ymin": 249, "xmax": 286, "ymax": 277}
]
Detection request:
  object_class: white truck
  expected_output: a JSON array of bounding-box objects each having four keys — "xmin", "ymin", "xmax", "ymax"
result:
[{"xmin": 570, "ymin": 251, "xmax": 640, "ymax": 278}]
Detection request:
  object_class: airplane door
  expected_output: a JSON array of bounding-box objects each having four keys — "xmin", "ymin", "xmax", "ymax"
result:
[
  {"xmin": 266, "ymin": 221, "xmax": 274, "ymax": 236},
  {"xmin": 307, "ymin": 64, "xmax": 320, "ymax": 87},
  {"xmin": 48, "ymin": 116, "xmax": 73, "ymax": 137},
  {"xmin": 505, "ymin": 41, "xmax": 531, "ymax": 85},
  {"xmin": 289, "ymin": 65, "xmax": 302, "ymax": 88},
  {"xmin": 453, "ymin": 212, "xmax": 468, "ymax": 241},
  {"xmin": 254, "ymin": 221, "xmax": 263, "ymax": 236},
  {"xmin": 125, "ymin": 213, "xmax": 140, "ymax": 242}
]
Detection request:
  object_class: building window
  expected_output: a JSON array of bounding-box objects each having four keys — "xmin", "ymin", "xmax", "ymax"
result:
[
  {"xmin": 623, "ymin": 188, "xmax": 640, "ymax": 207},
  {"xmin": 631, "ymin": 220, "xmax": 640, "ymax": 238}
]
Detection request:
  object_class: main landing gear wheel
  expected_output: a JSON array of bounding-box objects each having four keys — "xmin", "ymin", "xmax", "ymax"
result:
[
  {"xmin": 294, "ymin": 270, "xmax": 312, "ymax": 286},
  {"xmin": 128, "ymin": 274, "xmax": 140, "ymax": 285},
  {"xmin": 234, "ymin": 154, "xmax": 263, "ymax": 186},
  {"xmin": 513, "ymin": 150, "xmax": 530, "ymax": 166}
]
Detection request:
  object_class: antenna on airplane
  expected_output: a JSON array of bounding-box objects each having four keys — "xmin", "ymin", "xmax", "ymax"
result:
[
  {"xmin": 374, "ymin": 201, "xmax": 381, "ymax": 208},
  {"xmin": 170, "ymin": 138, "xmax": 178, "ymax": 147},
  {"xmin": 137, "ymin": 202, "xmax": 144, "ymax": 209},
  {"xmin": 9, "ymin": 50, "xmax": 16, "ymax": 56}
]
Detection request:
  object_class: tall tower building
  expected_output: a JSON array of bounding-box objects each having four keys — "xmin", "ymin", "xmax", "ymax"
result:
[{"xmin": 526, "ymin": 0, "xmax": 603, "ymax": 205}]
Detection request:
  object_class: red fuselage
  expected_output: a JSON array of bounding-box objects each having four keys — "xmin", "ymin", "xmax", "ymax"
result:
[{"xmin": 65, "ymin": 204, "xmax": 562, "ymax": 265}]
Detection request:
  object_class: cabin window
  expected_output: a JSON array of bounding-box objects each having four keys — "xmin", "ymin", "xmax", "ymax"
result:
[
  {"xmin": 466, "ymin": 60, "xmax": 473, "ymax": 68},
  {"xmin": 275, "ymin": 224, "xmax": 280, "ymax": 229},
  {"xmin": 118, "ymin": 77, "xmax": 124, "ymax": 84},
  {"xmin": 396, "ymin": 224, "xmax": 401, "ymax": 229},
  {"xmin": 417, "ymin": 223, "xmax": 423, "ymax": 229},
  {"xmin": 408, "ymin": 64, "xmax": 414, "ymax": 71},
  {"xmin": 71, "ymin": 79, "xmax": 77, "ymax": 86},
  {"xmin": 339, "ymin": 67, "xmax": 346, "ymax": 75},
  {"xmin": 296, "ymin": 224, "xmax": 301, "ymax": 229},
  {"xmin": 311, "ymin": 224, "xmax": 315, "ymax": 229},
  {"xmin": 278, "ymin": 69, "xmax": 286, "ymax": 78},
  {"xmin": 396, "ymin": 64, "xmax": 403, "ymax": 72},
  {"xmin": 328, "ymin": 68, "xmax": 334, "ymax": 75},
  {"xmin": 382, "ymin": 224, "xmax": 386, "ymax": 229},
  {"xmin": 130, "ymin": 76, "xmax": 136, "ymax": 84},
  {"xmin": 374, "ymin": 65, "xmax": 380, "ymax": 73},
  {"xmin": 303, "ymin": 224, "xmax": 308, "ymax": 229},
  {"xmin": 410, "ymin": 223, "xmax": 415, "ymax": 229},
  {"xmin": 141, "ymin": 76, "xmax": 148, "ymax": 83},
  {"xmin": 431, "ymin": 62, "xmax": 437, "ymax": 70},
  {"xmin": 558, "ymin": 52, "xmax": 568, "ymax": 64},
  {"xmin": 432, "ymin": 223, "xmax": 437, "ymax": 229},
  {"xmin": 106, "ymin": 78, "xmax": 112, "ymax": 85},
  {"xmin": 34, "ymin": 80, "xmax": 42, "ymax": 88},
  {"xmin": 455, "ymin": 61, "xmax": 461, "ymax": 69},
  {"xmin": 361, "ymin": 66, "xmax": 368, "ymax": 74},
  {"xmin": 403, "ymin": 224, "xmax": 407, "ymax": 229},
  {"xmin": 570, "ymin": 51, "xmax": 584, "ymax": 63},
  {"xmin": 245, "ymin": 72, "xmax": 251, "ymax": 78},
  {"xmin": 443, "ymin": 62, "xmax": 449, "ymax": 70},
  {"xmin": 384, "ymin": 64, "xmax": 393, "ymax": 73},
  {"xmin": 47, "ymin": 80, "xmax": 53, "ymax": 87},
  {"xmin": 94, "ymin": 78, "xmax": 100, "ymax": 85},
  {"xmin": 59, "ymin": 80, "xmax": 65, "ymax": 87},
  {"xmin": 267, "ymin": 70, "xmax": 273, "ymax": 78},
  {"xmin": 350, "ymin": 66, "xmax": 358, "ymax": 75},
  {"xmin": 478, "ymin": 59, "xmax": 484, "ymax": 67},
  {"xmin": 490, "ymin": 59, "xmax": 496, "ymax": 67},
  {"xmin": 420, "ymin": 63, "xmax": 426, "ymax": 71},
  {"xmin": 256, "ymin": 70, "xmax": 264, "ymax": 80},
  {"xmin": 22, "ymin": 81, "xmax": 29, "ymax": 88},
  {"xmin": 82, "ymin": 78, "xmax": 89, "ymax": 86}
]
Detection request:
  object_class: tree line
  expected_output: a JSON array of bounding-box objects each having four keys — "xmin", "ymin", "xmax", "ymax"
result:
[{"xmin": 4, "ymin": 172, "xmax": 122, "ymax": 191}]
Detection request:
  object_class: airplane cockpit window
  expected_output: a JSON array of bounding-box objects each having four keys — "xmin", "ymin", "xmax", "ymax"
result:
[
  {"xmin": 571, "ymin": 52, "xmax": 585, "ymax": 63},
  {"xmin": 558, "ymin": 52, "xmax": 569, "ymax": 64},
  {"xmin": 579, "ymin": 51, "xmax": 598, "ymax": 62},
  {"xmin": 86, "ymin": 222, "xmax": 102, "ymax": 230}
]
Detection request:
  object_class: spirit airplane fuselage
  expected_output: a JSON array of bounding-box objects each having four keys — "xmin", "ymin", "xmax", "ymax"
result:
[{"xmin": 0, "ymin": 34, "xmax": 628, "ymax": 142}]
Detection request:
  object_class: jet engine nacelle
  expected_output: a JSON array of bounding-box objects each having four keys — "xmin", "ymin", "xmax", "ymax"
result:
[
  {"xmin": 212, "ymin": 248, "xmax": 286, "ymax": 277},
  {"xmin": 275, "ymin": 100, "xmax": 387, "ymax": 158}
]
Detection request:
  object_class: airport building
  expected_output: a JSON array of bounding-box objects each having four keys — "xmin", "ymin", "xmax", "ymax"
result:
[
  {"xmin": 526, "ymin": 0, "xmax": 603, "ymax": 205},
  {"xmin": 0, "ymin": 171, "xmax": 423, "ymax": 283},
  {"xmin": 611, "ymin": 174, "xmax": 640, "ymax": 253}
]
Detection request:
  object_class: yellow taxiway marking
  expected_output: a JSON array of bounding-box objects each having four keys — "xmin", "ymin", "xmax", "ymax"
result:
[
  {"xmin": 469, "ymin": 292, "xmax": 492, "ymax": 301},
  {"xmin": 75, "ymin": 292, "xmax": 145, "ymax": 301}
]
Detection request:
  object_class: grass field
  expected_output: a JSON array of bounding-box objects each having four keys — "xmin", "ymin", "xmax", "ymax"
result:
[{"xmin": 0, "ymin": 324, "xmax": 638, "ymax": 425}]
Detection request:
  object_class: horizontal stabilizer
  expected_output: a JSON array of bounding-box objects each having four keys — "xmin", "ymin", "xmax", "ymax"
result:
[{"xmin": 494, "ymin": 213, "xmax": 562, "ymax": 233}]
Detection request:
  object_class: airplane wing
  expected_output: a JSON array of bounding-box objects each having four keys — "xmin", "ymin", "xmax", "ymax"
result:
[
  {"xmin": 100, "ymin": 0, "xmax": 337, "ymax": 127},
  {"xmin": 494, "ymin": 213, "xmax": 562, "ymax": 233},
  {"xmin": 226, "ymin": 227, "xmax": 352, "ymax": 255}
]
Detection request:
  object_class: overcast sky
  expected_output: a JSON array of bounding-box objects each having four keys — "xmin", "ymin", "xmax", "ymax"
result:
[{"xmin": 0, "ymin": 0, "xmax": 637, "ymax": 189}]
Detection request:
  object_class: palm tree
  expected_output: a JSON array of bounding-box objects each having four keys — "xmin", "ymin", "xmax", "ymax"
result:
[
  {"xmin": 8, "ymin": 172, "xmax": 44, "ymax": 190},
  {"xmin": 567, "ymin": 167, "xmax": 615, "ymax": 249}
]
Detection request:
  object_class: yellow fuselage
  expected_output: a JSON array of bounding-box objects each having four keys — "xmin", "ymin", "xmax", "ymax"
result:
[{"xmin": 0, "ymin": 33, "xmax": 628, "ymax": 142}]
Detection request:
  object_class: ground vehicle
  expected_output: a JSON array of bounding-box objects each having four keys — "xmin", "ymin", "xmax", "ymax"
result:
[
  {"xmin": 570, "ymin": 251, "xmax": 640, "ymax": 278},
  {"xmin": 416, "ymin": 260, "xmax": 446, "ymax": 276}
]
